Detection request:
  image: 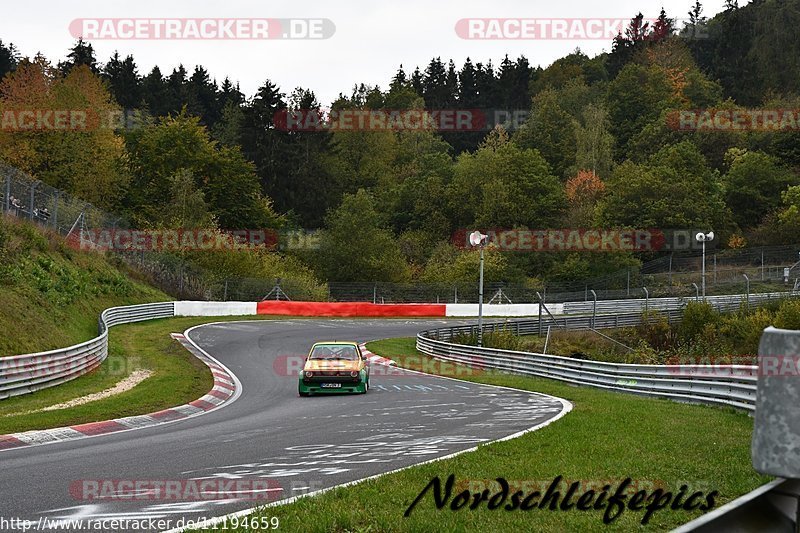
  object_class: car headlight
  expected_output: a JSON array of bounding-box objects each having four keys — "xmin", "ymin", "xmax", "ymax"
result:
[
  {"xmin": 350, "ymin": 371, "xmax": 358, "ymax": 377},
  {"xmin": 305, "ymin": 371, "xmax": 313, "ymax": 378}
]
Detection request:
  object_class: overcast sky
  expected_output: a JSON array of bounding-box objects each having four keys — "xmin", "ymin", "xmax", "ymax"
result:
[{"xmin": 2, "ymin": 0, "xmax": 728, "ymax": 106}]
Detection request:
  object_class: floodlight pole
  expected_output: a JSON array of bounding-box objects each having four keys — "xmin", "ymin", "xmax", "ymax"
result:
[
  {"xmin": 478, "ymin": 244, "xmax": 485, "ymax": 347},
  {"xmin": 701, "ymin": 238, "xmax": 706, "ymax": 300},
  {"xmin": 696, "ymin": 231, "xmax": 714, "ymax": 301}
]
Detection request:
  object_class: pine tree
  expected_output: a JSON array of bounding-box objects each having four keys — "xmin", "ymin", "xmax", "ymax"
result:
[
  {"xmin": 458, "ymin": 58, "xmax": 478, "ymax": 107},
  {"xmin": 186, "ymin": 66, "xmax": 220, "ymax": 127},
  {"xmin": 651, "ymin": 8, "xmax": 674, "ymax": 41},
  {"xmin": 410, "ymin": 67, "xmax": 424, "ymax": 96},
  {"xmin": 422, "ymin": 57, "xmax": 448, "ymax": 108},
  {"xmin": 689, "ymin": 1, "xmax": 706, "ymax": 25},
  {"xmin": 59, "ymin": 38, "xmax": 99, "ymax": 74},
  {"xmin": 0, "ymin": 40, "xmax": 19, "ymax": 80},
  {"xmin": 142, "ymin": 66, "xmax": 170, "ymax": 117},
  {"xmin": 166, "ymin": 65, "xmax": 188, "ymax": 114},
  {"xmin": 103, "ymin": 52, "xmax": 142, "ymax": 109},
  {"xmin": 390, "ymin": 65, "xmax": 407, "ymax": 91}
]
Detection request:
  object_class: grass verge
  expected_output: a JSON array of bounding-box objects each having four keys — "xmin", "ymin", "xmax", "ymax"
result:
[
  {"xmin": 0, "ymin": 315, "xmax": 269, "ymax": 434},
  {"xmin": 226, "ymin": 337, "xmax": 768, "ymax": 533}
]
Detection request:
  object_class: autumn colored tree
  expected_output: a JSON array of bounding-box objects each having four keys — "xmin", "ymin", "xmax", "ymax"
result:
[
  {"xmin": 565, "ymin": 170, "xmax": 605, "ymax": 226},
  {"xmin": 0, "ymin": 57, "xmax": 128, "ymax": 209}
]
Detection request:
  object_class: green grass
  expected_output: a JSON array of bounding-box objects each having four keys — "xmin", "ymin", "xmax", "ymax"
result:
[
  {"xmin": 0, "ymin": 215, "xmax": 169, "ymax": 356},
  {"xmin": 0, "ymin": 315, "xmax": 288, "ymax": 434},
  {"xmin": 223, "ymin": 337, "xmax": 768, "ymax": 533},
  {"xmin": 0, "ymin": 317, "xmax": 211, "ymax": 433}
]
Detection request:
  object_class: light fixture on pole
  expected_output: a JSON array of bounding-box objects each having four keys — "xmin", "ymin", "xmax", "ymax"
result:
[
  {"xmin": 695, "ymin": 231, "xmax": 714, "ymax": 299},
  {"xmin": 469, "ymin": 230, "xmax": 488, "ymax": 346}
]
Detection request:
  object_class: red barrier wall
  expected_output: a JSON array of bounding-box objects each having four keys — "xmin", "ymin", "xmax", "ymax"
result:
[{"xmin": 257, "ymin": 301, "xmax": 446, "ymax": 317}]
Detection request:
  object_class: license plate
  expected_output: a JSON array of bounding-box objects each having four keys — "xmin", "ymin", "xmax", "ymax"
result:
[{"xmin": 320, "ymin": 383, "xmax": 341, "ymax": 388}]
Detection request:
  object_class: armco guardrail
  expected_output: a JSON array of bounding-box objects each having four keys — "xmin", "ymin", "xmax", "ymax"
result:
[
  {"xmin": 562, "ymin": 291, "xmax": 796, "ymax": 315},
  {"xmin": 416, "ymin": 304, "xmax": 776, "ymax": 411},
  {"xmin": 0, "ymin": 302, "xmax": 174, "ymax": 399}
]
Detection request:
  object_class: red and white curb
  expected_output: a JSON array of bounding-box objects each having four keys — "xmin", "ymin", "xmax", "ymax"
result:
[
  {"xmin": 0, "ymin": 330, "xmax": 240, "ymax": 452},
  {"xmin": 359, "ymin": 343, "xmax": 396, "ymax": 367}
]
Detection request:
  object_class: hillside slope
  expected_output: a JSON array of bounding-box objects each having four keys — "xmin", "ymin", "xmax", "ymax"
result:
[{"xmin": 0, "ymin": 214, "xmax": 169, "ymax": 356}]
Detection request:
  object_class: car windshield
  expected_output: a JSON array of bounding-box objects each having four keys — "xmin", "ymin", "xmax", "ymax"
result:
[{"xmin": 309, "ymin": 344, "xmax": 359, "ymax": 361}]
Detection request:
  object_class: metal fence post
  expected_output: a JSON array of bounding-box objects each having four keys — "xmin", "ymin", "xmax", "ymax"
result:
[
  {"xmin": 590, "ymin": 289, "xmax": 597, "ymax": 329},
  {"xmin": 29, "ymin": 181, "xmax": 36, "ymax": 220},
  {"xmin": 713, "ymin": 254, "xmax": 717, "ymax": 286},
  {"xmin": 223, "ymin": 279, "xmax": 228, "ymax": 301},
  {"xmin": 643, "ymin": 287, "xmax": 649, "ymax": 314},
  {"xmin": 626, "ymin": 269, "xmax": 630, "ymax": 297},
  {"xmin": 744, "ymin": 274, "xmax": 750, "ymax": 308},
  {"xmin": 3, "ymin": 173, "xmax": 9, "ymax": 212},
  {"xmin": 52, "ymin": 190, "xmax": 59, "ymax": 230},
  {"xmin": 178, "ymin": 263, "xmax": 184, "ymax": 298},
  {"xmin": 536, "ymin": 291, "xmax": 543, "ymax": 336},
  {"xmin": 692, "ymin": 283, "xmax": 699, "ymax": 302}
]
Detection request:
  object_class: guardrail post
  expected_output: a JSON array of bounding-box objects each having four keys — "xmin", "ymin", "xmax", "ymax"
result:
[
  {"xmin": 692, "ymin": 283, "xmax": 699, "ymax": 302},
  {"xmin": 643, "ymin": 287, "xmax": 649, "ymax": 314},
  {"xmin": 223, "ymin": 279, "xmax": 228, "ymax": 301},
  {"xmin": 590, "ymin": 289, "xmax": 597, "ymax": 329}
]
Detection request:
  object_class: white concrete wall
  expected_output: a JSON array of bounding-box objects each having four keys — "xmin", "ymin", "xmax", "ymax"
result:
[
  {"xmin": 445, "ymin": 303, "xmax": 563, "ymax": 317},
  {"xmin": 174, "ymin": 301, "xmax": 258, "ymax": 316}
]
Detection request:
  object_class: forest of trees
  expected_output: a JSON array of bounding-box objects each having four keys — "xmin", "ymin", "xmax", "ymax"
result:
[{"xmin": 1, "ymin": 0, "xmax": 799, "ymax": 289}]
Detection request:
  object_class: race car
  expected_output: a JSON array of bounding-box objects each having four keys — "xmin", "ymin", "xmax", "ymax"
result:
[{"xmin": 298, "ymin": 341, "xmax": 370, "ymax": 396}]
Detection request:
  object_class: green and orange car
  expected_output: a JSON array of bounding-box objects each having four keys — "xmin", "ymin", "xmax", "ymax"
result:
[{"xmin": 298, "ymin": 341, "xmax": 370, "ymax": 396}]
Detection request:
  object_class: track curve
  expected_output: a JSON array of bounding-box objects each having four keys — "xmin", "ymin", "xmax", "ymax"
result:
[{"xmin": 0, "ymin": 318, "xmax": 569, "ymax": 531}]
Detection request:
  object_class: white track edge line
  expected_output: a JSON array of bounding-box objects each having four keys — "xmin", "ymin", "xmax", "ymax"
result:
[
  {"xmin": 0, "ymin": 326, "xmax": 242, "ymax": 454},
  {"xmin": 162, "ymin": 329, "xmax": 572, "ymax": 533}
]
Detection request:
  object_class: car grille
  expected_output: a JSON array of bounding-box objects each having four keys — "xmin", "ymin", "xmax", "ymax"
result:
[
  {"xmin": 314, "ymin": 370, "xmax": 353, "ymax": 377},
  {"xmin": 304, "ymin": 374, "xmax": 360, "ymax": 383}
]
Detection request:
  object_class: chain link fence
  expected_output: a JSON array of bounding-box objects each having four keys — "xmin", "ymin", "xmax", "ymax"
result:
[{"xmin": 3, "ymin": 163, "xmax": 800, "ymax": 304}]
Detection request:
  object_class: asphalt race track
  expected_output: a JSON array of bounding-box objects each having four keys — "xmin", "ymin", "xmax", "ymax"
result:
[{"xmin": 0, "ymin": 319, "xmax": 569, "ymax": 532}]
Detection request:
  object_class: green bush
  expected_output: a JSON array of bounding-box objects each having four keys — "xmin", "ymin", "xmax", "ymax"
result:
[
  {"xmin": 774, "ymin": 298, "xmax": 800, "ymax": 330},
  {"xmin": 482, "ymin": 326, "xmax": 522, "ymax": 351},
  {"xmin": 451, "ymin": 331, "xmax": 478, "ymax": 346},
  {"xmin": 624, "ymin": 340, "xmax": 662, "ymax": 364},
  {"xmin": 679, "ymin": 301, "xmax": 720, "ymax": 343},
  {"xmin": 637, "ymin": 311, "xmax": 676, "ymax": 351}
]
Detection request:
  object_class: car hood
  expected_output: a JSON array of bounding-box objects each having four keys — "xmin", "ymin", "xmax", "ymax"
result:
[{"xmin": 304, "ymin": 359, "xmax": 362, "ymax": 372}]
